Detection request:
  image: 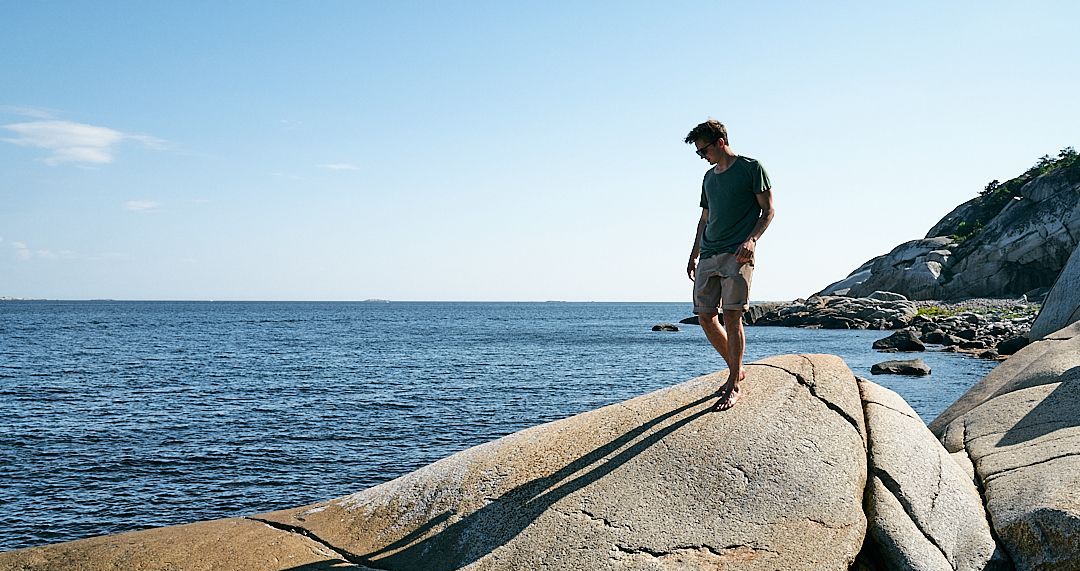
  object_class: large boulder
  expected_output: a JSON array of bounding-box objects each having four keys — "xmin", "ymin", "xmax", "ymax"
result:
[
  {"xmin": 1029, "ymin": 242, "xmax": 1080, "ymax": 340},
  {"xmin": 859, "ymin": 379, "xmax": 1006, "ymax": 571},
  {"xmin": 0, "ymin": 355, "xmax": 870, "ymax": 571},
  {"xmin": 254, "ymin": 354, "xmax": 868, "ymax": 571},
  {"xmin": 932, "ymin": 322, "xmax": 1080, "ymax": 570}
]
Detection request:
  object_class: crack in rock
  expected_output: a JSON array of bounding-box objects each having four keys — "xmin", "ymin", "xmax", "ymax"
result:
[
  {"xmin": 578, "ymin": 508, "xmax": 634, "ymax": 531},
  {"xmin": 754, "ymin": 361, "xmax": 862, "ymax": 434},
  {"xmin": 871, "ymin": 468, "xmax": 953, "ymax": 566},
  {"xmin": 614, "ymin": 543, "xmax": 779, "ymax": 558},
  {"xmin": 864, "ymin": 399, "xmax": 921, "ymax": 421},
  {"xmin": 246, "ymin": 517, "xmax": 378, "ymax": 569},
  {"xmin": 981, "ymin": 451, "xmax": 1080, "ymax": 484}
]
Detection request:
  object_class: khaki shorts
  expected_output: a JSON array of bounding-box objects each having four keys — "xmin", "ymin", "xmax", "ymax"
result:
[{"xmin": 693, "ymin": 252, "xmax": 754, "ymax": 314}]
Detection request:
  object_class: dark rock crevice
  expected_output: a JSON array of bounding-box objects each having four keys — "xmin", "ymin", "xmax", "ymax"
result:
[{"xmin": 246, "ymin": 517, "xmax": 377, "ymax": 570}]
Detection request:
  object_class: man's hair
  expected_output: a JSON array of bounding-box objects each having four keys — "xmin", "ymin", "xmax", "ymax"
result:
[{"xmin": 684, "ymin": 119, "xmax": 728, "ymax": 146}]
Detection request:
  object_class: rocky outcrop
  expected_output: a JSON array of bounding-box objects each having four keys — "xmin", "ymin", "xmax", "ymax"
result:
[
  {"xmin": 859, "ymin": 379, "xmax": 1006, "ymax": 570},
  {"xmin": 750, "ymin": 295, "xmax": 918, "ymax": 330},
  {"xmin": 1, "ymin": 355, "xmax": 871, "ymax": 571},
  {"xmin": 931, "ymin": 321, "xmax": 1080, "ymax": 570},
  {"xmin": 1029, "ymin": 242, "xmax": 1080, "ymax": 340},
  {"xmin": 842, "ymin": 238, "xmax": 956, "ymax": 300},
  {"xmin": 817, "ymin": 156, "xmax": 1080, "ymax": 300}
]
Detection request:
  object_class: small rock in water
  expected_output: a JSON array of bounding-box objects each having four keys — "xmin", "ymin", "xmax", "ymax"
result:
[
  {"xmin": 652, "ymin": 323, "xmax": 679, "ymax": 332},
  {"xmin": 871, "ymin": 359, "xmax": 932, "ymax": 376}
]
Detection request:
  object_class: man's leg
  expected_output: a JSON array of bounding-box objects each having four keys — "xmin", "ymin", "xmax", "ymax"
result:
[
  {"xmin": 698, "ymin": 312, "xmax": 733, "ymax": 367},
  {"xmin": 714, "ymin": 308, "xmax": 746, "ymax": 411}
]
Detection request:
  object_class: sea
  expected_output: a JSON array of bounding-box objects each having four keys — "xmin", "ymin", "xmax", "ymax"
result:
[{"xmin": 0, "ymin": 301, "xmax": 996, "ymax": 551}]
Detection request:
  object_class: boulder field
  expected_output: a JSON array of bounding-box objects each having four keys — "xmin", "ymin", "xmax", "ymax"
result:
[{"xmin": 13, "ymin": 341, "xmax": 1080, "ymax": 570}]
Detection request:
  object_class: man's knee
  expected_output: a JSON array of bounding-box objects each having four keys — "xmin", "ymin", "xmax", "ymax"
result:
[{"xmin": 722, "ymin": 309, "xmax": 744, "ymax": 330}]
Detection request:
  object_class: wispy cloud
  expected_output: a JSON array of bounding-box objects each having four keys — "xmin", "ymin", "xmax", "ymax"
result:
[
  {"xmin": 0, "ymin": 105, "xmax": 58, "ymax": 119},
  {"xmin": 123, "ymin": 200, "xmax": 161, "ymax": 212},
  {"xmin": 317, "ymin": 163, "xmax": 360, "ymax": 171},
  {"xmin": 12, "ymin": 241, "xmax": 31, "ymax": 260},
  {"xmin": 2, "ymin": 120, "xmax": 166, "ymax": 165}
]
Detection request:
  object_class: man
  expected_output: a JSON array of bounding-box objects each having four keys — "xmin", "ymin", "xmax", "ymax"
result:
[{"xmin": 685, "ymin": 119, "xmax": 775, "ymax": 411}]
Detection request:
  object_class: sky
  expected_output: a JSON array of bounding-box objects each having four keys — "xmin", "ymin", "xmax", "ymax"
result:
[{"xmin": 2, "ymin": 1, "xmax": 1078, "ymax": 301}]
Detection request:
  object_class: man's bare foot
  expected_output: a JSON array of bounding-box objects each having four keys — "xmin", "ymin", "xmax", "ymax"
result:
[{"xmin": 712, "ymin": 370, "xmax": 746, "ymax": 412}]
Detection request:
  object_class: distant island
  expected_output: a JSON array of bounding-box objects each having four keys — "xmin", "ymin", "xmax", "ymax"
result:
[{"xmin": 361, "ymin": 299, "xmax": 391, "ymax": 303}]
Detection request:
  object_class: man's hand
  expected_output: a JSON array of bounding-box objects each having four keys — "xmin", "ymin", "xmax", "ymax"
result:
[
  {"xmin": 736, "ymin": 238, "xmax": 756, "ymax": 263},
  {"xmin": 687, "ymin": 257, "xmax": 697, "ymax": 281}
]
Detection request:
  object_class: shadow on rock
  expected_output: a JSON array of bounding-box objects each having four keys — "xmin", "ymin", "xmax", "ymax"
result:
[
  {"xmin": 360, "ymin": 393, "xmax": 716, "ymax": 570},
  {"xmin": 997, "ymin": 366, "xmax": 1080, "ymax": 447}
]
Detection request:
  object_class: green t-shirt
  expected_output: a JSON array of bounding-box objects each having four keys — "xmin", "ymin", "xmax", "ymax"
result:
[{"xmin": 698, "ymin": 156, "xmax": 771, "ymax": 259}]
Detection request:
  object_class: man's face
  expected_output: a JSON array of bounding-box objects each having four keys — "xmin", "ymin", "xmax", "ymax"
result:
[{"xmin": 695, "ymin": 138, "xmax": 721, "ymax": 165}]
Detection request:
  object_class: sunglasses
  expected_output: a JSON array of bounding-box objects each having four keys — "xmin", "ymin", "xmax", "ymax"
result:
[{"xmin": 695, "ymin": 140, "xmax": 718, "ymax": 158}]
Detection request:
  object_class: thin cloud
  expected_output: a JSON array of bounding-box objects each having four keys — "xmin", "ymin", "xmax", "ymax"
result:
[
  {"xmin": 2, "ymin": 120, "xmax": 166, "ymax": 165},
  {"xmin": 0, "ymin": 105, "xmax": 57, "ymax": 119},
  {"xmin": 317, "ymin": 163, "xmax": 361, "ymax": 171},
  {"xmin": 12, "ymin": 241, "xmax": 31, "ymax": 260},
  {"xmin": 123, "ymin": 200, "xmax": 161, "ymax": 212}
]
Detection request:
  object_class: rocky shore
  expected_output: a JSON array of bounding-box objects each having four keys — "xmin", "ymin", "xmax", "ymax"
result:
[{"xmin": 743, "ymin": 293, "xmax": 1040, "ymax": 360}]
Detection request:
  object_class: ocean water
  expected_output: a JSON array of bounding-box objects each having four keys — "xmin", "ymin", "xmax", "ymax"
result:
[{"xmin": 0, "ymin": 301, "xmax": 995, "ymax": 551}]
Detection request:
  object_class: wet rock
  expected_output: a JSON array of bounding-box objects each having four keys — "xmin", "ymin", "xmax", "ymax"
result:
[{"xmin": 651, "ymin": 323, "xmax": 679, "ymax": 332}]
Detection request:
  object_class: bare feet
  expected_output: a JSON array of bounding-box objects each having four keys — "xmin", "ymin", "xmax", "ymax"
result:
[{"xmin": 712, "ymin": 370, "xmax": 746, "ymax": 412}]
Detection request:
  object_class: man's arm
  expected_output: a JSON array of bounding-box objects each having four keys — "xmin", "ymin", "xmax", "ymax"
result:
[
  {"xmin": 687, "ymin": 208, "xmax": 708, "ymax": 281},
  {"xmin": 735, "ymin": 189, "xmax": 775, "ymax": 263}
]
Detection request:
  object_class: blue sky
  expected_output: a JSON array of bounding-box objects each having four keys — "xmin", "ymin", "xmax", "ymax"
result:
[{"xmin": 2, "ymin": 1, "xmax": 1078, "ymax": 301}]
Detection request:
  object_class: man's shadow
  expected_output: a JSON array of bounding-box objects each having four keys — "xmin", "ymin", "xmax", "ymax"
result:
[
  {"xmin": 996, "ymin": 365, "xmax": 1080, "ymax": 447},
  {"xmin": 344, "ymin": 392, "xmax": 717, "ymax": 570}
]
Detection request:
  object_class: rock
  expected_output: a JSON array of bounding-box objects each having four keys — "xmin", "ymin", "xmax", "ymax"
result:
[
  {"xmin": 996, "ymin": 336, "xmax": 1030, "ymax": 355},
  {"xmin": 815, "ymin": 258, "xmax": 878, "ymax": 297},
  {"xmin": 859, "ymin": 379, "xmax": 1005, "ymax": 571},
  {"xmin": 651, "ymin": 323, "xmax": 679, "ymax": 332},
  {"xmin": 932, "ymin": 322, "xmax": 1080, "ymax": 570},
  {"xmin": 959, "ymin": 341, "xmax": 986, "ymax": 350},
  {"xmin": 0, "ymin": 518, "xmax": 367, "ymax": 570},
  {"xmin": 941, "ymin": 334, "xmax": 965, "ymax": 347},
  {"xmin": 846, "ymin": 238, "xmax": 956, "ymax": 300},
  {"xmin": 871, "ymin": 359, "xmax": 931, "ymax": 376},
  {"xmin": 867, "ymin": 291, "xmax": 909, "ymax": 302},
  {"xmin": 957, "ymin": 328, "xmax": 979, "ymax": 340},
  {"xmin": 923, "ymin": 330, "xmax": 946, "ymax": 344},
  {"xmin": 245, "ymin": 354, "xmax": 870, "ymax": 570},
  {"xmin": 678, "ymin": 315, "xmax": 700, "ymax": 325},
  {"xmin": 1029, "ymin": 241, "xmax": 1080, "ymax": 340},
  {"xmin": 820, "ymin": 315, "xmax": 857, "ymax": 329},
  {"xmin": 817, "ymin": 160, "xmax": 1080, "ymax": 300},
  {"xmin": 745, "ymin": 302, "xmax": 786, "ymax": 325},
  {"xmin": 977, "ymin": 350, "xmax": 999, "ymax": 360},
  {"xmin": 872, "ymin": 330, "xmax": 926, "ymax": 352}
]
